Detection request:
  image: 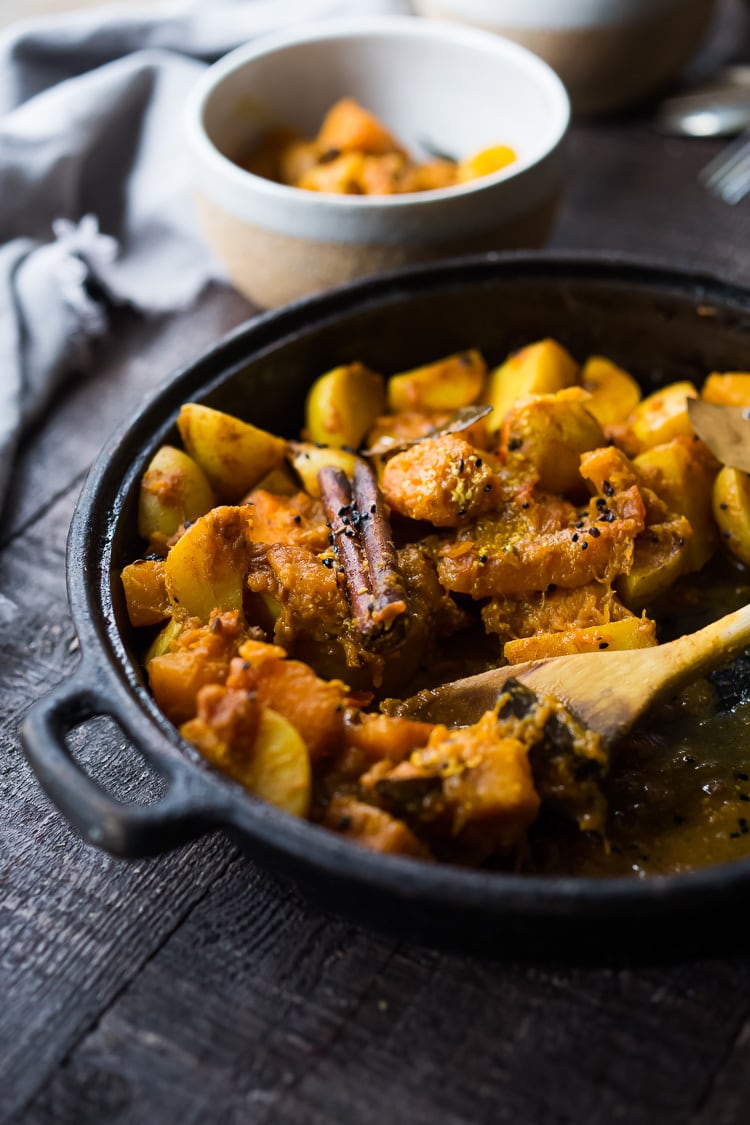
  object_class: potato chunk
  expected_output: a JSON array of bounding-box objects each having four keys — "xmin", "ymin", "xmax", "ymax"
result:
[
  {"xmin": 121, "ymin": 557, "xmax": 170, "ymax": 627},
  {"xmin": 456, "ymin": 144, "xmax": 516, "ymax": 183},
  {"xmin": 501, "ymin": 388, "xmax": 605, "ymax": 496},
  {"xmin": 138, "ymin": 445, "xmax": 215, "ymax": 545},
  {"xmin": 713, "ymin": 466, "xmax": 750, "ymax": 566},
  {"xmin": 503, "ymin": 616, "xmax": 657, "ymax": 663},
  {"xmin": 305, "ymin": 362, "xmax": 385, "ymax": 449},
  {"xmin": 177, "ymin": 403, "xmax": 286, "ymax": 502},
  {"xmin": 580, "ymin": 356, "xmax": 642, "ymax": 426},
  {"xmin": 634, "ymin": 438, "xmax": 718, "ymax": 571},
  {"xmin": 629, "ymin": 381, "xmax": 698, "ymax": 448},
  {"xmin": 287, "ymin": 443, "xmax": 360, "ymax": 497},
  {"xmin": 484, "ymin": 338, "xmax": 579, "ymax": 434},
  {"xmin": 164, "ymin": 505, "xmax": 250, "ymax": 621},
  {"xmin": 182, "ymin": 693, "xmax": 311, "ymax": 818},
  {"xmin": 702, "ymin": 372, "xmax": 750, "ymax": 407},
  {"xmin": 387, "ymin": 350, "xmax": 487, "ymax": 413}
]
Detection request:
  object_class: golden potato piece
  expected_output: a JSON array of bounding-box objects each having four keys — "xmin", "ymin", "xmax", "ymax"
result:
[
  {"xmin": 137, "ymin": 445, "xmax": 215, "ymax": 545},
  {"xmin": 164, "ymin": 505, "xmax": 250, "ymax": 622},
  {"xmin": 145, "ymin": 616, "xmax": 182, "ymax": 664},
  {"xmin": 456, "ymin": 144, "xmax": 516, "ymax": 183},
  {"xmin": 629, "ymin": 381, "xmax": 698, "ymax": 449},
  {"xmin": 634, "ymin": 438, "xmax": 718, "ymax": 571},
  {"xmin": 305, "ymin": 362, "xmax": 385, "ymax": 449},
  {"xmin": 242, "ymin": 707, "xmax": 311, "ymax": 817},
  {"xmin": 503, "ymin": 616, "xmax": 657, "ymax": 663},
  {"xmin": 580, "ymin": 356, "xmax": 642, "ymax": 426},
  {"xmin": 702, "ymin": 372, "xmax": 750, "ymax": 407},
  {"xmin": 177, "ymin": 403, "xmax": 286, "ymax": 502},
  {"xmin": 387, "ymin": 349, "xmax": 487, "ymax": 413},
  {"xmin": 713, "ymin": 466, "xmax": 750, "ymax": 566},
  {"xmin": 485, "ymin": 338, "xmax": 580, "ymax": 434},
  {"xmin": 616, "ymin": 517, "xmax": 692, "ymax": 610},
  {"xmin": 287, "ymin": 442, "xmax": 359, "ymax": 496},
  {"xmin": 121, "ymin": 558, "xmax": 170, "ymax": 628},
  {"xmin": 501, "ymin": 388, "xmax": 605, "ymax": 496}
]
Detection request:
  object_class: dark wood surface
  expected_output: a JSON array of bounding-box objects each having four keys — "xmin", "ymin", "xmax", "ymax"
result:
[{"xmin": 4, "ymin": 5, "xmax": 750, "ymax": 1122}]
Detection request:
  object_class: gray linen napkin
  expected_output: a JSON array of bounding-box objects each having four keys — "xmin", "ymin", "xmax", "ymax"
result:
[{"xmin": 0, "ymin": 0, "xmax": 411, "ymax": 517}]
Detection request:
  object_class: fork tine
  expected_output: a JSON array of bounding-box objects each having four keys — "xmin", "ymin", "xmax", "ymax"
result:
[
  {"xmin": 699, "ymin": 131, "xmax": 750, "ymax": 203},
  {"xmin": 706, "ymin": 151, "xmax": 750, "ymax": 202}
]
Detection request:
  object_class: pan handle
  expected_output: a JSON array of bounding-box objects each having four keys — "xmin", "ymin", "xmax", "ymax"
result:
[{"xmin": 20, "ymin": 665, "xmax": 227, "ymax": 857}]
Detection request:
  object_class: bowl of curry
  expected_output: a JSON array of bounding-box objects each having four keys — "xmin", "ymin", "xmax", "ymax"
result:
[{"xmin": 21, "ymin": 254, "xmax": 750, "ymax": 948}]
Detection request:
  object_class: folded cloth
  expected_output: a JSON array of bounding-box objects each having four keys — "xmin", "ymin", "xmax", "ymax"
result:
[{"xmin": 0, "ymin": 0, "xmax": 411, "ymax": 515}]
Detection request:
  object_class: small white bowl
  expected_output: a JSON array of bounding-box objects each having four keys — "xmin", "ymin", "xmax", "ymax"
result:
[
  {"xmin": 412, "ymin": 0, "xmax": 718, "ymax": 114},
  {"xmin": 184, "ymin": 16, "xmax": 570, "ymax": 308}
]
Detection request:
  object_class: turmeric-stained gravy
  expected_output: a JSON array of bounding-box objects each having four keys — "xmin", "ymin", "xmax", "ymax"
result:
[{"xmin": 121, "ymin": 342, "xmax": 750, "ymax": 878}]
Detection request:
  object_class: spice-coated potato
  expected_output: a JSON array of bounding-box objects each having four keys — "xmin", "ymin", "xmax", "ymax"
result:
[
  {"xmin": 702, "ymin": 372, "xmax": 750, "ymax": 407},
  {"xmin": 287, "ymin": 442, "xmax": 360, "ymax": 497},
  {"xmin": 634, "ymin": 438, "xmax": 718, "ymax": 571},
  {"xmin": 236, "ymin": 706, "xmax": 312, "ymax": 817},
  {"xmin": 616, "ymin": 517, "xmax": 692, "ymax": 610},
  {"xmin": 164, "ymin": 506, "xmax": 250, "ymax": 622},
  {"xmin": 177, "ymin": 403, "xmax": 286, "ymax": 502},
  {"xmin": 629, "ymin": 381, "xmax": 698, "ymax": 449},
  {"xmin": 305, "ymin": 362, "xmax": 385, "ymax": 449},
  {"xmin": 145, "ymin": 616, "xmax": 182, "ymax": 665},
  {"xmin": 580, "ymin": 356, "xmax": 642, "ymax": 426},
  {"xmin": 387, "ymin": 350, "xmax": 487, "ymax": 413},
  {"xmin": 121, "ymin": 558, "xmax": 170, "ymax": 628},
  {"xmin": 713, "ymin": 466, "xmax": 750, "ymax": 566},
  {"xmin": 501, "ymin": 388, "xmax": 605, "ymax": 496},
  {"xmin": 504, "ymin": 616, "xmax": 657, "ymax": 663},
  {"xmin": 484, "ymin": 338, "xmax": 579, "ymax": 434},
  {"xmin": 137, "ymin": 445, "xmax": 215, "ymax": 545}
]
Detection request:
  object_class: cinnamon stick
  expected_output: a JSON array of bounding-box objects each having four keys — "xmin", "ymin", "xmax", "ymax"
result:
[{"xmin": 318, "ymin": 462, "xmax": 408, "ymax": 651}]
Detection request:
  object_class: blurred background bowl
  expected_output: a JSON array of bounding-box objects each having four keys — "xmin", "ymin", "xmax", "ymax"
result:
[
  {"xmin": 412, "ymin": 0, "xmax": 719, "ymax": 114},
  {"xmin": 184, "ymin": 16, "xmax": 569, "ymax": 308}
]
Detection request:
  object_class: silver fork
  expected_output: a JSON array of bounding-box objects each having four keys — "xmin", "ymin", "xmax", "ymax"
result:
[{"xmin": 699, "ymin": 128, "xmax": 750, "ymax": 204}]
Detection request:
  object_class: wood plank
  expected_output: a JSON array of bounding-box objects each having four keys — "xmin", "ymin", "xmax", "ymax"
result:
[
  {"xmin": 0, "ymin": 455, "xmax": 239, "ymax": 1120},
  {"xmin": 19, "ymin": 854, "xmax": 750, "ymax": 1125}
]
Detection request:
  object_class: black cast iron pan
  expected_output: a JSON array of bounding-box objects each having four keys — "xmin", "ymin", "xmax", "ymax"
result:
[{"xmin": 20, "ymin": 253, "xmax": 750, "ymax": 956}]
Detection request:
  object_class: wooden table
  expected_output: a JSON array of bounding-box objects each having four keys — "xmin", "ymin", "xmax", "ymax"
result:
[{"xmin": 4, "ymin": 4, "xmax": 750, "ymax": 1122}]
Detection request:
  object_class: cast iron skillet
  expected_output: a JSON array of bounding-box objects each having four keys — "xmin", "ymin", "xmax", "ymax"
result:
[{"xmin": 20, "ymin": 253, "xmax": 750, "ymax": 954}]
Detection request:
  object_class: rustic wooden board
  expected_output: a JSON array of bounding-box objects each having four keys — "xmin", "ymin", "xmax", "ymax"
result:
[{"xmin": 5, "ymin": 3, "xmax": 750, "ymax": 1121}]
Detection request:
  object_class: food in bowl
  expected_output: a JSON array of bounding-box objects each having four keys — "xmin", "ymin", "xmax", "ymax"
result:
[
  {"xmin": 184, "ymin": 17, "xmax": 569, "ymax": 306},
  {"xmin": 120, "ymin": 337, "xmax": 750, "ymax": 877},
  {"xmin": 242, "ymin": 97, "xmax": 516, "ymax": 196}
]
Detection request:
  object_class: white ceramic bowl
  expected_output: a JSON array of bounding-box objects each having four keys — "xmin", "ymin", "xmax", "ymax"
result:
[
  {"xmin": 184, "ymin": 16, "xmax": 570, "ymax": 308},
  {"xmin": 412, "ymin": 0, "xmax": 718, "ymax": 114}
]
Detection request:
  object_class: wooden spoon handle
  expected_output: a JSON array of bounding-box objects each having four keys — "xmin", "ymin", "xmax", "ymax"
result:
[{"xmin": 640, "ymin": 602, "xmax": 750, "ymax": 699}]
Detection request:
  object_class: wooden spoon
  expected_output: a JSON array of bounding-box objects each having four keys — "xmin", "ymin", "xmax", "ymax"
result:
[{"xmin": 393, "ymin": 604, "xmax": 750, "ymax": 748}]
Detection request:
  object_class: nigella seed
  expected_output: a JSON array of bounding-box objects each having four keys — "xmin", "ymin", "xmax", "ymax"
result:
[
  {"xmin": 322, "ymin": 557, "xmax": 334, "ymax": 568},
  {"xmin": 581, "ymin": 541, "xmax": 589, "ymax": 550},
  {"xmin": 571, "ymin": 533, "xmax": 579, "ymax": 542},
  {"xmin": 475, "ymin": 458, "xmax": 483, "ymax": 468},
  {"xmin": 522, "ymin": 502, "xmax": 530, "ymax": 509},
  {"xmin": 596, "ymin": 498, "xmax": 607, "ymax": 510},
  {"xmin": 458, "ymin": 458, "xmax": 465, "ymax": 473},
  {"xmin": 589, "ymin": 527, "xmax": 601, "ymax": 538},
  {"xmin": 507, "ymin": 438, "xmax": 522, "ymax": 451},
  {"xmin": 484, "ymin": 483, "xmax": 492, "ymax": 492},
  {"xmin": 292, "ymin": 514, "xmax": 302, "ymax": 524},
  {"xmin": 457, "ymin": 507, "xmax": 466, "ymax": 516},
  {"xmin": 478, "ymin": 554, "xmax": 488, "ymax": 564},
  {"xmin": 575, "ymin": 520, "xmax": 584, "ymax": 529},
  {"xmin": 547, "ymin": 583, "xmax": 557, "ymax": 592},
  {"xmin": 599, "ymin": 642, "xmax": 609, "ymax": 649}
]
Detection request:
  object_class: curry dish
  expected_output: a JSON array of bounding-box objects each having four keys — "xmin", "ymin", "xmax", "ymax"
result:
[
  {"xmin": 241, "ymin": 97, "xmax": 516, "ymax": 195},
  {"xmin": 120, "ymin": 340, "xmax": 750, "ymax": 876}
]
